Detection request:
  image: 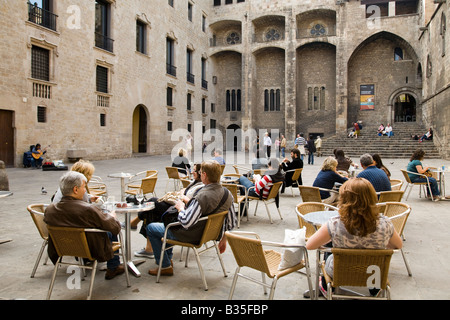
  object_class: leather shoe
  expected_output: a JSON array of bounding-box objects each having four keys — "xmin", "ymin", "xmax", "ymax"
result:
[
  {"xmin": 148, "ymin": 265, "xmax": 173, "ymax": 276},
  {"xmin": 105, "ymin": 264, "xmax": 125, "ymax": 280}
]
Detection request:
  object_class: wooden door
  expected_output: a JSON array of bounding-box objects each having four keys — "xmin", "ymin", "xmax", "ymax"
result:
[{"xmin": 0, "ymin": 110, "xmax": 14, "ymax": 167}]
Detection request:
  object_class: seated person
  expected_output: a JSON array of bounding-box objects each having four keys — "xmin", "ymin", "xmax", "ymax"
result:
[
  {"xmin": 172, "ymin": 148, "xmax": 191, "ymax": 176},
  {"xmin": 239, "ymin": 158, "xmax": 285, "ymax": 199},
  {"xmin": 31, "ymin": 143, "xmax": 46, "ymax": 169},
  {"xmin": 357, "ymin": 154, "xmax": 391, "ymax": 193},
  {"xmin": 372, "ymin": 154, "xmax": 391, "ymax": 178},
  {"xmin": 377, "ymin": 124, "xmax": 385, "ymax": 136},
  {"xmin": 280, "ymin": 148, "xmax": 303, "ymax": 193},
  {"xmin": 129, "ymin": 163, "xmax": 204, "ymax": 258},
  {"xmin": 419, "ymin": 128, "xmax": 433, "ymax": 142},
  {"xmin": 52, "ymin": 160, "xmax": 97, "ymax": 203},
  {"xmin": 211, "ymin": 149, "xmax": 225, "ymax": 165},
  {"xmin": 44, "ymin": 171, "xmax": 125, "ymax": 280},
  {"xmin": 146, "ymin": 160, "xmax": 236, "ymax": 276},
  {"xmin": 406, "ymin": 149, "xmax": 440, "ymax": 200},
  {"xmin": 313, "ymin": 157, "xmax": 348, "ymax": 204},
  {"xmin": 385, "ymin": 123, "xmax": 393, "ymax": 137},
  {"xmin": 306, "ymin": 178, "xmax": 403, "ymax": 296},
  {"xmin": 334, "ymin": 149, "xmax": 358, "ymax": 173}
]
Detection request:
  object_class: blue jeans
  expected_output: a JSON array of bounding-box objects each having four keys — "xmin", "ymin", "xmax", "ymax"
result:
[
  {"xmin": 308, "ymin": 152, "xmax": 314, "ymax": 165},
  {"xmin": 107, "ymin": 232, "xmax": 120, "ymax": 269},
  {"xmin": 146, "ymin": 222, "xmax": 175, "ymax": 268},
  {"xmin": 281, "ymin": 147, "xmax": 285, "ymax": 158},
  {"xmin": 411, "ymin": 177, "xmax": 440, "ymax": 196},
  {"xmin": 239, "ymin": 176, "xmax": 259, "ymax": 197}
]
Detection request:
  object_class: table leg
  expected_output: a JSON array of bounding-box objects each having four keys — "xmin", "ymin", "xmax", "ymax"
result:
[{"xmin": 124, "ymin": 212, "xmax": 143, "ymax": 277}]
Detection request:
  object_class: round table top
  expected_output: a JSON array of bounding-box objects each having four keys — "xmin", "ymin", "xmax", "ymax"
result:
[
  {"xmin": 108, "ymin": 172, "xmax": 132, "ymax": 178},
  {"xmin": 113, "ymin": 202, "xmax": 155, "ymax": 213},
  {"xmin": 0, "ymin": 191, "xmax": 13, "ymax": 198},
  {"xmin": 302, "ymin": 210, "xmax": 339, "ymax": 227}
]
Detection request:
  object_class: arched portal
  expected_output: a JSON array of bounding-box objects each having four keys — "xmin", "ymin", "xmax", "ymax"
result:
[
  {"xmin": 394, "ymin": 94, "xmax": 416, "ymax": 122},
  {"xmin": 227, "ymin": 124, "xmax": 241, "ymax": 152},
  {"xmin": 132, "ymin": 105, "xmax": 148, "ymax": 153}
]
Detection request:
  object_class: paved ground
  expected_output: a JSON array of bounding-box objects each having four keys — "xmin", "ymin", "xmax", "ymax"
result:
[{"xmin": 1, "ymin": 152, "xmax": 449, "ymax": 302}]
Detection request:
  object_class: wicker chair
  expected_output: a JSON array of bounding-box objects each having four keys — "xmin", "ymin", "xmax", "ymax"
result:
[
  {"xmin": 295, "ymin": 202, "xmax": 338, "ymax": 241},
  {"xmin": 126, "ymin": 170, "xmax": 158, "ymax": 189},
  {"xmin": 247, "ymin": 181, "xmax": 283, "ymax": 224},
  {"xmin": 156, "ymin": 211, "xmax": 228, "ymax": 291},
  {"xmin": 46, "ymin": 226, "xmax": 130, "ymax": 300},
  {"xmin": 165, "ymin": 167, "xmax": 183, "ymax": 192},
  {"xmin": 298, "ymin": 185, "xmax": 338, "ymax": 203},
  {"xmin": 389, "ymin": 179, "xmax": 403, "ymax": 191},
  {"xmin": 319, "ymin": 248, "xmax": 394, "ymax": 300},
  {"xmin": 180, "ymin": 178, "xmax": 192, "ymax": 188},
  {"xmin": 400, "ymin": 169, "xmax": 435, "ymax": 201},
  {"xmin": 284, "ymin": 168, "xmax": 303, "ymax": 197},
  {"xmin": 381, "ymin": 202, "xmax": 412, "ymax": 276},
  {"xmin": 226, "ymin": 231, "xmax": 314, "ymax": 300},
  {"xmin": 27, "ymin": 204, "xmax": 49, "ymax": 278},
  {"xmin": 222, "ymin": 183, "xmax": 248, "ymax": 228},
  {"xmin": 125, "ymin": 176, "xmax": 157, "ymax": 198}
]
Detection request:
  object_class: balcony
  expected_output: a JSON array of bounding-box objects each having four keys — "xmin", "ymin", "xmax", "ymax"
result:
[
  {"xmin": 187, "ymin": 72, "xmax": 195, "ymax": 84},
  {"xmin": 27, "ymin": 1, "xmax": 57, "ymax": 31},
  {"xmin": 202, "ymin": 79, "xmax": 208, "ymax": 90},
  {"xmin": 95, "ymin": 33, "xmax": 114, "ymax": 52},
  {"xmin": 166, "ymin": 64, "xmax": 177, "ymax": 77}
]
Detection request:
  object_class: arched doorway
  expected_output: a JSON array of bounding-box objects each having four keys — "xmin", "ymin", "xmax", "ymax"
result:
[
  {"xmin": 394, "ymin": 94, "xmax": 416, "ymax": 122},
  {"xmin": 226, "ymin": 124, "xmax": 241, "ymax": 152},
  {"xmin": 132, "ymin": 105, "xmax": 148, "ymax": 153}
]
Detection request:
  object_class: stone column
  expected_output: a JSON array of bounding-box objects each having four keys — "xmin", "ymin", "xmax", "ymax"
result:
[
  {"xmin": 284, "ymin": 8, "xmax": 297, "ymax": 147},
  {"xmin": 0, "ymin": 161, "xmax": 10, "ymax": 191}
]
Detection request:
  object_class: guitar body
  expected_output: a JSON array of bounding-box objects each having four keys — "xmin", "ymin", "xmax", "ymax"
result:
[{"xmin": 32, "ymin": 145, "xmax": 50, "ymax": 160}]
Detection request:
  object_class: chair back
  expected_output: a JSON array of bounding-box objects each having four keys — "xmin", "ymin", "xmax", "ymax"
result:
[
  {"xmin": 389, "ymin": 179, "xmax": 403, "ymax": 190},
  {"xmin": 266, "ymin": 181, "xmax": 283, "ymax": 200},
  {"xmin": 27, "ymin": 204, "xmax": 49, "ymax": 240},
  {"xmin": 331, "ymin": 248, "xmax": 393, "ymax": 290},
  {"xmin": 222, "ymin": 184, "xmax": 239, "ymax": 204},
  {"xmin": 383, "ymin": 202, "xmax": 411, "ymax": 236},
  {"xmin": 47, "ymin": 226, "xmax": 95, "ymax": 261},
  {"xmin": 220, "ymin": 165, "xmax": 226, "ymax": 175},
  {"xmin": 180, "ymin": 178, "xmax": 192, "ymax": 188},
  {"xmin": 291, "ymin": 168, "xmax": 303, "ymax": 182},
  {"xmin": 145, "ymin": 170, "xmax": 158, "ymax": 177},
  {"xmin": 400, "ymin": 170, "xmax": 412, "ymax": 184},
  {"xmin": 140, "ymin": 176, "xmax": 157, "ymax": 194},
  {"xmin": 166, "ymin": 167, "xmax": 181, "ymax": 179},
  {"xmin": 198, "ymin": 211, "xmax": 228, "ymax": 245},
  {"xmin": 226, "ymin": 231, "xmax": 271, "ymax": 276},
  {"xmin": 299, "ymin": 186, "xmax": 322, "ymax": 202},
  {"xmin": 296, "ymin": 202, "xmax": 337, "ymax": 239},
  {"xmin": 378, "ymin": 190, "xmax": 404, "ymax": 203}
]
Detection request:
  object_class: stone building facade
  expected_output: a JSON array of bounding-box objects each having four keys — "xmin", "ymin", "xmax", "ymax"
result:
[{"xmin": 0, "ymin": 0, "xmax": 448, "ymax": 167}]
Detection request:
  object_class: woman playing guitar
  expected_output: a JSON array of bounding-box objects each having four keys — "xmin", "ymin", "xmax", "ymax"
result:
[{"xmin": 32, "ymin": 143, "xmax": 49, "ymax": 169}]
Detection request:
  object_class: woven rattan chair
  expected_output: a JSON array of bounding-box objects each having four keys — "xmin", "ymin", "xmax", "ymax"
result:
[
  {"xmin": 125, "ymin": 176, "xmax": 157, "ymax": 198},
  {"xmin": 247, "ymin": 181, "xmax": 283, "ymax": 224},
  {"xmin": 88, "ymin": 175, "xmax": 108, "ymax": 197},
  {"xmin": 389, "ymin": 179, "xmax": 403, "ymax": 191},
  {"xmin": 156, "ymin": 211, "xmax": 228, "ymax": 291},
  {"xmin": 233, "ymin": 164, "xmax": 251, "ymax": 175},
  {"xmin": 381, "ymin": 202, "xmax": 412, "ymax": 276},
  {"xmin": 299, "ymin": 186, "xmax": 338, "ymax": 203},
  {"xmin": 46, "ymin": 226, "xmax": 130, "ymax": 300},
  {"xmin": 284, "ymin": 168, "xmax": 303, "ymax": 197},
  {"xmin": 27, "ymin": 204, "xmax": 49, "ymax": 278},
  {"xmin": 165, "ymin": 167, "xmax": 183, "ymax": 192},
  {"xmin": 401, "ymin": 169, "xmax": 435, "ymax": 201},
  {"xmin": 126, "ymin": 170, "xmax": 158, "ymax": 189},
  {"xmin": 295, "ymin": 202, "xmax": 338, "ymax": 241},
  {"xmin": 222, "ymin": 183, "xmax": 248, "ymax": 228},
  {"xmin": 180, "ymin": 178, "xmax": 192, "ymax": 188},
  {"xmin": 320, "ymin": 248, "xmax": 394, "ymax": 300},
  {"xmin": 226, "ymin": 231, "xmax": 314, "ymax": 300}
]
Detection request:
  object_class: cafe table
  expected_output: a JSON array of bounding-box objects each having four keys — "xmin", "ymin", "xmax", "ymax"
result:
[
  {"xmin": 302, "ymin": 210, "xmax": 339, "ymax": 230},
  {"xmin": 0, "ymin": 191, "xmax": 13, "ymax": 198},
  {"xmin": 431, "ymin": 167, "xmax": 449, "ymax": 200},
  {"xmin": 114, "ymin": 201, "xmax": 155, "ymax": 277},
  {"xmin": 108, "ymin": 172, "xmax": 133, "ymax": 201}
]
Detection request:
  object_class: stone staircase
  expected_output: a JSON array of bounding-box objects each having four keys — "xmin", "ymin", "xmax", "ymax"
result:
[{"xmin": 319, "ymin": 122, "xmax": 441, "ymax": 159}]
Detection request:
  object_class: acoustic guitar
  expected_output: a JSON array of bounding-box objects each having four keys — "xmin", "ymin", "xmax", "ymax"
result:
[{"xmin": 32, "ymin": 145, "xmax": 50, "ymax": 160}]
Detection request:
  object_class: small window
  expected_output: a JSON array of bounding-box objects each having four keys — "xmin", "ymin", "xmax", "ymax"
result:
[
  {"xmin": 167, "ymin": 121, "xmax": 173, "ymax": 131},
  {"xmin": 167, "ymin": 87, "xmax": 173, "ymax": 106},
  {"xmin": 394, "ymin": 47, "xmax": 403, "ymax": 61},
  {"xmin": 210, "ymin": 119, "xmax": 216, "ymax": 129},
  {"xmin": 202, "ymin": 98, "xmax": 206, "ymax": 114},
  {"xmin": 187, "ymin": 92, "xmax": 192, "ymax": 110},
  {"xmin": 214, "ymin": 0, "xmax": 221, "ymax": 6},
  {"xmin": 100, "ymin": 113, "xmax": 106, "ymax": 126},
  {"xmin": 37, "ymin": 106, "xmax": 46, "ymax": 123},
  {"xmin": 136, "ymin": 20, "xmax": 147, "ymax": 54},
  {"xmin": 96, "ymin": 65, "xmax": 108, "ymax": 93},
  {"xmin": 188, "ymin": 2, "xmax": 193, "ymax": 22},
  {"xmin": 237, "ymin": 0, "xmax": 245, "ymax": 2},
  {"xmin": 211, "ymin": 103, "xmax": 215, "ymax": 113},
  {"xmin": 168, "ymin": 0, "xmax": 174, "ymax": 7},
  {"xmin": 187, "ymin": 123, "xmax": 192, "ymax": 132},
  {"xmin": 202, "ymin": 15, "xmax": 206, "ymax": 32},
  {"xmin": 225, "ymin": 0, "xmax": 233, "ymax": 4}
]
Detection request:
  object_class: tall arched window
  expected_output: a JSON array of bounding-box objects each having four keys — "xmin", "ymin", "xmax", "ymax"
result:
[
  {"xmin": 264, "ymin": 89, "xmax": 269, "ymax": 111},
  {"xmin": 226, "ymin": 90, "xmax": 231, "ymax": 111},
  {"xmin": 441, "ymin": 13, "xmax": 446, "ymax": 57},
  {"xmin": 263, "ymin": 88, "xmax": 281, "ymax": 112}
]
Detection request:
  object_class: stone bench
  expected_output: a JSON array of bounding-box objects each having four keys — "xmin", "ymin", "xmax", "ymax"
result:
[{"xmin": 66, "ymin": 149, "xmax": 87, "ymax": 162}]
